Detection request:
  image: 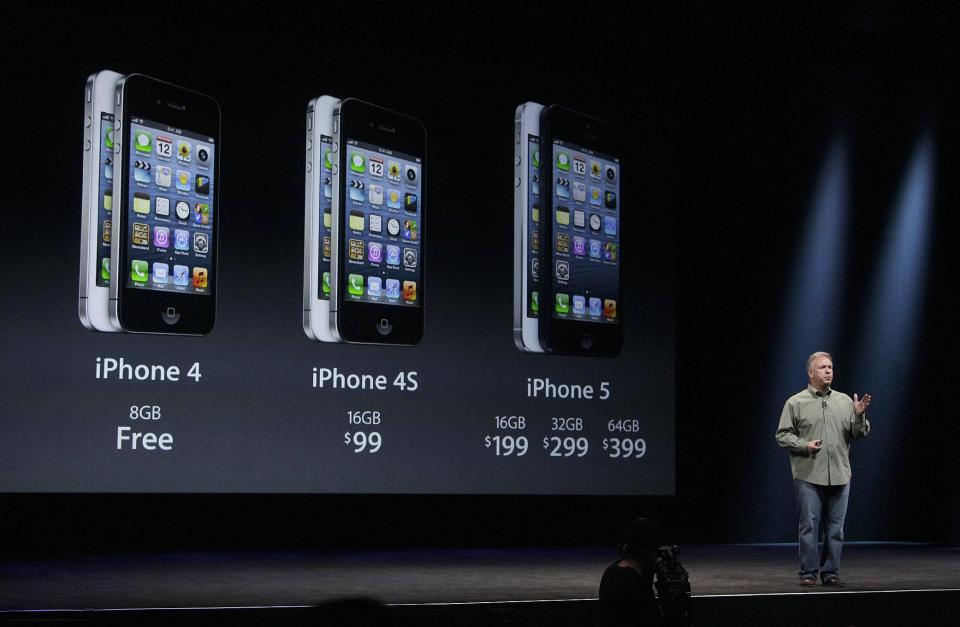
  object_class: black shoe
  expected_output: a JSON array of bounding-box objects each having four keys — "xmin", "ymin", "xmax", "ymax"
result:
[
  {"xmin": 822, "ymin": 575, "xmax": 846, "ymax": 587},
  {"xmin": 800, "ymin": 575, "xmax": 817, "ymax": 586}
]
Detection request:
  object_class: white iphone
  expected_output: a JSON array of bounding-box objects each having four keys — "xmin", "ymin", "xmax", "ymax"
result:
[
  {"xmin": 304, "ymin": 95, "xmax": 341, "ymax": 342},
  {"xmin": 79, "ymin": 69, "xmax": 124, "ymax": 332},
  {"xmin": 513, "ymin": 101, "xmax": 544, "ymax": 352}
]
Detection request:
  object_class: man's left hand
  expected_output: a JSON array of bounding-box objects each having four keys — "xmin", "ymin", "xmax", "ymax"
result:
[{"xmin": 853, "ymin": 393, "xmax": 872, "ymax": 416}]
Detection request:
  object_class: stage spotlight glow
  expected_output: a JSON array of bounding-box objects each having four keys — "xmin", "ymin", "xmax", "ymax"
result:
[{"xmin": 750, "ymin": 135, "xmax": 850, "ymax": 540}]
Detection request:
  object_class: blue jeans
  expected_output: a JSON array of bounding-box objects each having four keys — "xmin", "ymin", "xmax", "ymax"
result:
[{"xmin": 793, "ymin": 479, "xmax": 850, "ymax": 580}]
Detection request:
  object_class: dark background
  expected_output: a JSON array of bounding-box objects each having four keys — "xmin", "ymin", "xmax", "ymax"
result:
[{"xmin": 0, "ymin": 4, "xmax": 958, "ymax": 554}]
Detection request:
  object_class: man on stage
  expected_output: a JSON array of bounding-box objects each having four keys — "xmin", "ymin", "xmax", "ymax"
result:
[{"xmin": 775, "ymin": 352, "xmax": 871, "ymax": 587}]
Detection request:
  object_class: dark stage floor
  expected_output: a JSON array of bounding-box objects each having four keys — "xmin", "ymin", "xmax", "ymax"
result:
[{"xmin": 2, "ymin": 543, "xmax": 958, "ymax": 611}]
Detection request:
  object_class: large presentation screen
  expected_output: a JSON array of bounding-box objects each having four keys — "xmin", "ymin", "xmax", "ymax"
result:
[{"xmin": 0, "ymin": 61, "xmax": 674, "ymax": 497}]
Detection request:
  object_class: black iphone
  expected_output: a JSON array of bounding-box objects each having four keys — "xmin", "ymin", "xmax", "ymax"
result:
[
  {"xmin": 537, "ymin": 105, "xmax": 621, "ymax": 355},
  {"xmin": 110, "ymin": 74, "xmax": 221, "ymax": 335},
  {"xmin": 330, "ymin": 98, "xmax": 425, "ymax": 345}
]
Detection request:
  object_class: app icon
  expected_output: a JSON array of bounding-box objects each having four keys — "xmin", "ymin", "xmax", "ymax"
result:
[
  {"xmin": 556, "ymin": 232, "xmax": 569, "ymax": 254},
  {"xmin": 132, "ymin": 222, "xmax": 149, "ymax": 246},
  {"xmin": 556, "ymin": 177, "xmax": 570, "ymax": 198},
  {"xmin": 103, "ymin": 190, "xmax": 112, "ymax": 211},
  {"xmin": 368, "ymin": 276, "xmax": 382, "ymax": 297},
  {"xmin": 589, "ymin": 297, "xmax": 602, "ymax": 317},
  {"xmin": 195, "ymin": 175, "xmax": 211, "ymax": 195},
  {"xmin": 155, "ymin": 165, "xmax": 172, "ymax": 187},
  {"xmin": 177, "ymin": 140, "xmax": 192, "ymax": 163},
  {"xmin": 532, "ymin": 180, "xmax": 539, "ymax": 196},
  {"xmin": 348, "ymin": 274, "xmax": 364, "ymax": 296},
  {"xmin": 196, "ymin": 143, "xmax": 211, "ymax": 165},
  {"xmin": 324, "ymin": 149, "xmax": 333, "ymax": 170},
  {"xmin": 555, "ymin": 260, "xmax": 569, "ymax": 281},
  {"xmin": 174, "ymin": 229, "xmax": 190, "ymax": 250},
  {"xmin": 532, "ymin": 148, "xmax": 540, "ymax": 168},
  {"xmin": 368, "ymin": 242, "xmax": 383, "ymax": 263},
  {"xmin": 176, "ymin": 170, "xmax": 191, "ymax": 191},
  {"xmin": 173, "ymin": 264, "xmax": 190, "ymax": 286},
  {"xmin": 134, "ymin": 160, "xmax": 151, "ymax": 183},
  {"xmin": 404, "ymin": 163, "xmax": 419, "ymax": 184},
  {"xmin": 531, "ymin": 257, "xmax": 539, "ymax": 280},
  {"xmin": 134, "ymin": 130, "xmax": 152, "ymax": 153},
  {"xmin": 100, "ymin": 257, "xmax": 110, "ymax": 281},
  {"xmin": 573, "ymin": 181, "xmax": 586, "ymax": 202},
  {"xmin": 604, "ymin": 242, "xmax": 619, "ymax": 262},
  {"xmin": 152, "ymin": 262, "xmax": 169, "ymax": 285},
  {"xmin": 155, "ymin": 196, "xmax": 170, "ymax": 217},
  {"xmin": 369, "ymin": 155, "xmax": 384, "ymax": 177},
  {"xmin": 130, "ymin": 260, "xmax": 148, "ymax": 282},
  {"xmin": 322, "ymin": 272, "xmax": 331, "ymax": 294},
  {"xmin": 104, "ymin": 126, "xmax": 114, "ymax": 151},
  {"xmin": 176, "ymin": 200, "xmax": 190, "ymax": 220},
  {"xmin": 604, "ymin": 299, "xmax": 617, "ymax": 319},
  {"xmin": 385, "ymin": 278, "xmax": 400, "ymax": 299},
  {"xmin": 573, "ymin": 236, "xmax": 586, "ymax": 256},
  {"xmin": 349, "ymin": 210, "xmax": 365, "ymax": 231},
  {"xmin": 153, "ymin": 226, "xmax": 170, "ymax": 248},
  {"xmin": 102, "ymin": 219, "xmax": 111, "ymax": 243},
  {"xmin": 403, "ymin": 247, "xmax": 417, "ymax": 268},
  {"xmin": 531, "ymin": 290, "xmax": 539, "ymax": 312},
  {"xmin": 556, "ymin": 152, "xmax": 570, "ymax": 171},
  {"xmin": 387, "ymin": 218, "xmax": 400, "ymax": 236},
  {"xmin": 590, "ymin": 186, "xmax": 602, "ymax": 205},
  {"xmin": 573, "ymin": 295, "xmax": 585, "ymax": 314},
  {"xmin": 369, "ymin": 214, "xmax": 383, "ymax": 234},
  {"xmin": 590, "ymin": 160, "xmax": 602, "ymax": 179},
  {"xmin": 323, "ymin": 178, "xmax": 332, "ymax": 199},
  {"xmin": 404, "ymin": 193, "xmax": 418, "ymax": 212},
  {"xmin": 589, "ymin": 213, "xmax": 602, "ymax": 232},
  {"xmin": 350, "ymin": 152, "xmax": 365, "ymax": 173},
  {"xmin": 604, "ymin": 191, "xmax": 617, "ymax": 209},
  {"xmin": 386, "ymin": 245, "xmax": 401, "ymax": 265},
  {"xmin": 323, "ymin": 236, "xmax": 330, "ymax": 259},
  {"xmin": 403, "ymin": 219, "xmax": 418, "ymax": 241},
  {"xmin": 369, "ymin": 184, "xmax": 384, "ymax": 205},
  {"xmin": 387, "ymin": 188, "xmax": 402, "ymax": 209},
  {"xmin": 156, "ymin": 135, "xmax": 173, "ymax": 159},
  {"xmin": 573, "ymin": 209, "xmax": 585, "ymax": 228},
  {"xmin": 348, "ymin": 239, "xmax": 364, "ymax": 261},
  {"xmin": 349, "ymin": 180, "xmax": 364, "ymax": 201},
  {"xmin": 555, "ymin": 206, "xmax": 570, "ymax": 226},
  {"xmin": 555, "ymin": 293, "xmax": 570, "ymax": 314},
  {"xmin": 193, "ymin": 231, "xmax": 209, "ymax": 254},
  {"xmin": 323, "ymin": 208, "xmax": 332, "ymax": 228},
  {"xmin": 193, "ymin": 267, "xmax": 208, "ymax": 288},
  {"xmin": 532, "ymin": 229, "xmax": 539, "ymax": 252},
  {"xmin": 387, "ymin": 160, "xmax": 401, "ymax": 181},
  {"xmin": 589, "ymin": 239, "xmax": 602, "ymax": 259},
  {"xmin": 532, "ymin": 204, "xmax": 539, "ymax": 223},
  {"xmin": 193, "ymin": 203, "xmax": 210, "ymax": 225},
  {"xmin": 403, "ymin": 281, "xmax": 417, "ymax": 302},
  {"xmin": 573, "ymin": 156, "xmax": 586, "ymax": 176},
  {"xmin": 105, "ymin": 161, "xmax": 113, "ymax": 180},
  {"xmin": 604, "ymin": 216, "xmax": 617, "ymax": 236},
  {"xmin": 605, "ymin": 163, "xmax": 618, "ymax": 183}
]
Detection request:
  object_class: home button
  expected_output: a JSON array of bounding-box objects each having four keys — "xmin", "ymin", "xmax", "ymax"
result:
[
  {"xmin": 376, "ymin": 318, "xmax": 393, "ymax": 336},
  {"xmin": 580, "ymin": 333, "xmax": 594, "ymax": 349},
  {"xmin": 161, "ymin": 307, "xmax": 180, "ymax": 325}
]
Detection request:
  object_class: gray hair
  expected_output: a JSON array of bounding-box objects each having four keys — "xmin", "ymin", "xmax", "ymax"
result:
[{"xmin": 806, "ymin": 351, "xmax": 833, "ymax": 372}]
